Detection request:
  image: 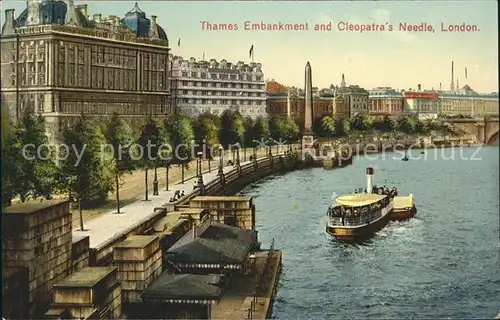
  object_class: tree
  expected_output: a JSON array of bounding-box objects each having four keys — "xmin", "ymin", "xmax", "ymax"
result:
[
  {"xmin": 219, "ymin": 109, "xmax": 245, "ymax": 148},
  {"xmin": 59, "ymin": 114, "xmax": 113, "ymax": 230},
  {"xmin": 136, "ymin": 119, "xmax": 163, "ymax": 201},
  {"xmin": 252, "ymin": 116, "xmax": 270, "ymax": 143},
  {"xmin": 321, "ymin": 116, "xmax": 336, "ymax": 138},
  {"xmin": 336, "ymin": 119, "xmax": 351, "ymax": 136},
  {"xmin": 396, "ymin": 116, "xmax": 415, "ymax": 134},
  {"xmin": 164, "ymin": 115, "xmax": 195, "ymax": 183},
  {"xmin": 243, "ymin": 116, "xmax": 255, "ymax": 147},
  {"xmin": 15, "ymin": 111, "xmax": 59, "ymax": 202},
  {"xmin": 194, "ymin": 111, "xmax": 220, "ymax": 147},
  {"xmin": 351, "ymin": 113, "xmax": 372, "ymax": 131},
  {"xmin": 1, "ymin": 111, "xmax": 22, "ymax": 207},
  {"xmin": 282, "ymin": 118, "xmax": 300, "ymax": 143},
  {"xmin": 268, "ymin": 116, "xmax": 282, "ymax": 140},
  {"xmin": 105, "ymin": 113, "xmax": 135, "ymax": 214},
  {"xmin": 383, "ymin": 116, "xmax": 396, "ymax": 132}
]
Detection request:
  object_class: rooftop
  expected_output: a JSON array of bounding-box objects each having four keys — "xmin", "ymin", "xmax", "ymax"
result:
[
  {"xmin": 54, "ymin": 267, "xmax": 116, "ymax": 288},
  {"xmin": 335, "ymin": 193, "xmax": 386, "ymax": 207},
  {"xmin": 167, "ymin": 222, "xmax": 257, "ymax": 265},
  {"xmin": 393, "ymin": 195, "xmax": 414, "ymax": 209},
  {"xmin": 2, "ymin": 199, "xmax": 68, "ymax": 215},
  {"xmin": 142, "ymin": 273, "xmax": 225, "ymax": 302},
  {"xmin": 114, "ymin": 235, "xmax": 158, "ymax": 249}
]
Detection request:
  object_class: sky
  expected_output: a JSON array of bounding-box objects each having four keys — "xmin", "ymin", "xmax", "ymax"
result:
[{"xmin": 1, "ymin": 0, "xmax": 498, "ymax": 93}]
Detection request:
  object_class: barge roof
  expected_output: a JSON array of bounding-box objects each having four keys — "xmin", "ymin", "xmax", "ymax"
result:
[
  {"xmin": 393, "ymin": 195, "xmax": 414, "ymax": 209},
  {"xmin": 335, "ymin": 194, "xmax": 385, "ymax": 207}
]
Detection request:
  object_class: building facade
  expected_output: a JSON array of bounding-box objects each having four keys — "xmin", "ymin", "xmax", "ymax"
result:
[
  {"xmin": 169, "ymin": 56, "xmax": 267, "ymax": 119},
  {"xmin": 403, "ymin": 91, "xmax": 440, "ymax": 120},
  {"xmin": 1, "ymin": 1, "xmax": 171, "ymax": 144},
  {"xmin": 437, "ymin": 85, "xmax": 499, "ymax": 117},
  {"xmin": 333, "ymin": 75, "xmax": 369, "ymax": 118},
  {"xmin": 266, "ymin": 88, "xmax": 345, "ymax": 128},
  {"xmin": 368, "ymin": 87, "xmax": 404, "ymax": 119}
]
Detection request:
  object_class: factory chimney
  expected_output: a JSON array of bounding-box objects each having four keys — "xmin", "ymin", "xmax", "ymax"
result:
[{"xmin": 450, "ymin": 61, "xmax": 455, "ymax": 91}]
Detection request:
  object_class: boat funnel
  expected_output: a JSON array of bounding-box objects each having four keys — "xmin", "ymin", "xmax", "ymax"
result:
[{"xmin": 366, "ymin": 167, "xmax": 374, "ymax": 193}]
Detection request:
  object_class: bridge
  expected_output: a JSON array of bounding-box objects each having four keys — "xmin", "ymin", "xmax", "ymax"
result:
[{"xmin": 443, "ymin": 118, "xmax": 499, "ymax": 145}]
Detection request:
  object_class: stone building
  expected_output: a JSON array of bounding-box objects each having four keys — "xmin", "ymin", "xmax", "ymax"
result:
[
  {"xmin": 403, "ymin": 90, "xmax": 440, "ymax": 120},
  {"xmin": 336, "ymin": 74, "xmax": 370, "ymax": 118},
  {"xmin": 169, "ymin": 55, "xmax": 267, "ymax": 119},
  {"xmin": 438, "ymin": 85, "xmax": 499, "ymax": 118},
  {"xmin": 1, "ymin": 0, "xmax": 171, "ymax": 144},
  {"xmin": 368, "ymin": 87, "xmax": 404, "ymax": 119},
  {"xmin": 266, "ymin": 88, "xmax": 345, "ymax": 129}
]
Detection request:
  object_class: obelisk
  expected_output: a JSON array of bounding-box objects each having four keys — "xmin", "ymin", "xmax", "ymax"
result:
[{"xmin": 302, "ymin": 61, "xmax": 314, "ymax": 148}]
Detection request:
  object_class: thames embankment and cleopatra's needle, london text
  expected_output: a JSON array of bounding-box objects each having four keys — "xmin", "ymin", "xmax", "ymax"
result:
[{"xmin": 200, "ymin": 21, "xmax": 480, "ymax": 32}]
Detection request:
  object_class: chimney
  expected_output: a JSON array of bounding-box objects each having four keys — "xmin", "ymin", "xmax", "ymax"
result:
[
  {"xmin": 366, "ymin": 167, "xmax": 374, "ymax": 194},
  {"xmin": 451, "ymin": 61, "xmax": 455, "ymax": 91},
  {"xmin": 93, "ymin": 14, "xmax": 102, "ymax": 22},
  {"xmin": 417, "ymin": 84, "xmax": 421, "ymax": 91},
  {"xmin": 65, "ymin": 0, "xmax": 78, "ymax": 25},
  {"xmin": 2, "ymin": 9, "xmax": 16, "ymax": 35},
  {"xmin": 76, "ymin": 4, "xmax": 88, "ymax": 17}
]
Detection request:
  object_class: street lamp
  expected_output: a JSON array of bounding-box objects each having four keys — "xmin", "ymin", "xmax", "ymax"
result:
[
  {"xmin": 235, "ymin": 146, "xmax": 241, "ymax": 166},
  {"xmin": 196, "ymin": 151, "xmax": 204, "ymax": 183},
  {"xmin": 218, "ymin": 146, "xmax": 224, "ymax": 176},
  {"xmin": 153, "ymin": 159, "xmax": 159, "ymax": 196}
]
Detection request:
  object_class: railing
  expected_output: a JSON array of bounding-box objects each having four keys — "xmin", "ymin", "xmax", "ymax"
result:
[{"xmin": 245, "ymin": 239, "xmax": 276, "ymax": 320}]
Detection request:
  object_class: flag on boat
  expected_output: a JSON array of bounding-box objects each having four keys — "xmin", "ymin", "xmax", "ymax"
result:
[{"xmin": 249, "ymin": 45, "xmax": 254, "ymax": 59}]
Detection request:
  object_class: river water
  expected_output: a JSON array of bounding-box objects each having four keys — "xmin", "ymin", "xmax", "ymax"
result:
[{"xmin": 238, "ymin": 146, "xmax": 500, "ymax": 319}]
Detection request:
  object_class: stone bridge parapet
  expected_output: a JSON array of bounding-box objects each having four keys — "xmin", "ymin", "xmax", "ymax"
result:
[{"xmin": 444, "ymin": 118, "xmax": 499, "ymax": 145}]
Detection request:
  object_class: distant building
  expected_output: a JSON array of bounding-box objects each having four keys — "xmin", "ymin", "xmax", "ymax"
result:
[
  {"xmin": 1, "ymin": 1, "xmax": 171, "ymax": 144},
  {"xmin": 266, "ymin": 87, "xmax": 345, "ymax": 129},
  {"xmin": 402, "ymin": 91, "xmax": 440, "ymax": 120},
  {"xmin": 266, "ymin": 80, "xmax": 287, "ymax": 93},
  {"xmin": 169, "ymin": 56, "xmax": 267, "ymax": 119},
  {"xmin": 335, "ymin": 74, "xmax": 369, "ymax": 118},
  {"xmin": 368, "ymin": 87, "xmax": 404, "ymax": 119},
  {"xmin": 437, "ymin": 85, "xmax": 499, "ymax": 117}
]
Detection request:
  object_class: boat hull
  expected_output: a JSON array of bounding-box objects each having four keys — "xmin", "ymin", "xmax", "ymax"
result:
[
  {"xmin": 389, "ymin": 205, "xmax": 417, "ymax": 221},
  {"xmin": 326, "ymin": 213, "xmax": 391, "ymax": 243}
]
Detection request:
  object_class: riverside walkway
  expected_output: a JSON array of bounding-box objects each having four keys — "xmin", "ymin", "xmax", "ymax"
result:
[{"xmin": 72, "ymin": 156, "xmax": 275, "ymax": 250}]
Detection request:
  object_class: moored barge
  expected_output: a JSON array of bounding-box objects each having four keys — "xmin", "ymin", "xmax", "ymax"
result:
[
  {"xmin": 389, "ymin": 195, "xmax": 417, "ymax": 221},
  {"xmin": 326, "ymin": 167, "xmax": 396, "ymax": 242}
]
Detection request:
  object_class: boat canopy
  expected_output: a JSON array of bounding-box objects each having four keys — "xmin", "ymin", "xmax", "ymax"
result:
[{"xmin": 334, "ymin": 193, "xmax": 386, "ymax": 207}]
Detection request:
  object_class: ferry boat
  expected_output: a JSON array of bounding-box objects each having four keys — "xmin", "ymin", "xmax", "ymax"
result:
[{"xmin": 326, "ymin": 167, "xmax": 395, "ymax": 242}]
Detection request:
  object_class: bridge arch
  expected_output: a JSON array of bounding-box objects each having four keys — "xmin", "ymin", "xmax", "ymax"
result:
[{"xmin": 486, "ymin": 130, "xmax": 499, "ymax": 145}]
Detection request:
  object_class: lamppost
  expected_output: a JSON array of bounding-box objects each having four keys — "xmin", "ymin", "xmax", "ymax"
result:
[
  {"xmin": 218, "ymin": 146, "xmax": 224, "ymax": 176},
  {"xmin": 204, "ymin": 139, "xmax": 211, "ymax": 172},
  {"xmin": 153, "ymin": 159, "xmax": 159, "ymax": 196},
  {"xmin": 235, "ymin": 146, "xmax": 241, "ymax": 167},
  {"xmin": 164, "ymin": 160, "xmax": 170, "ymax": 191},
  {"xmin": 252, "ymin": 139, "xmax": 260, "ymax": 159},
  {"xmin": 196, "ymin": 151, "xmax": 204, "ymax": 191}
]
